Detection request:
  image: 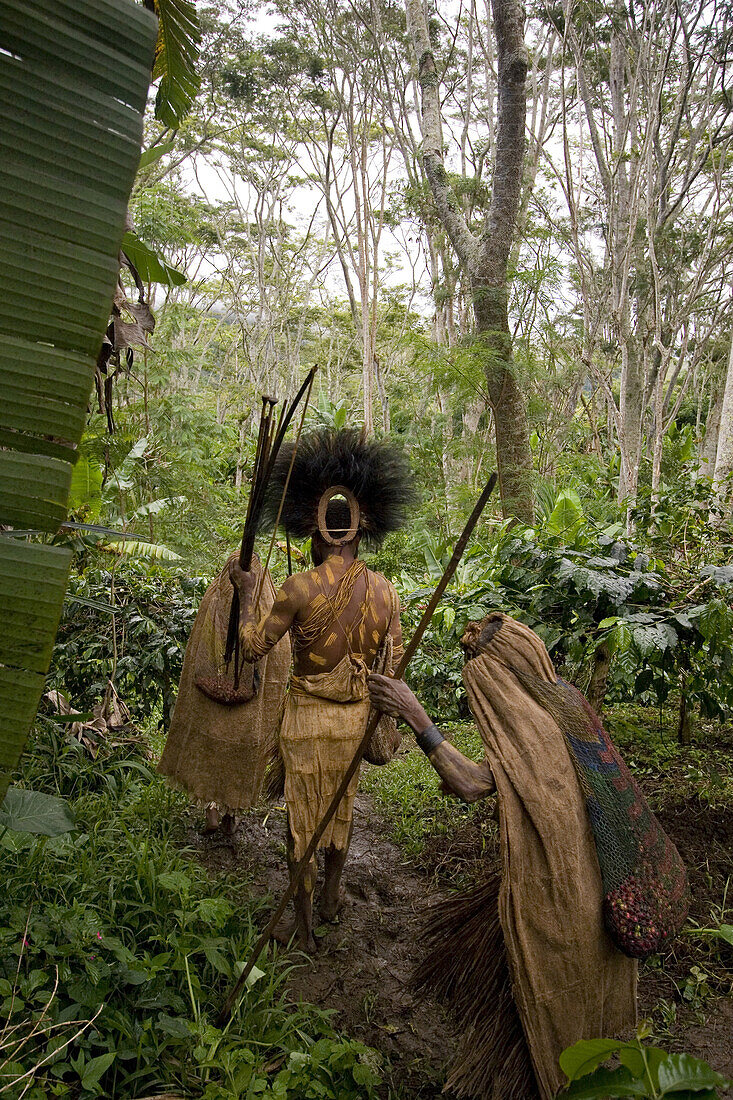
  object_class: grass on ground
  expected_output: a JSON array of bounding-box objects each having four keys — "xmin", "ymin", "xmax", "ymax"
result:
[
  {"xmin": 4, "ymin": 701, "xmax": 731, "ymax": 1097},
  {"xmin": 0, "ymin": 717, "xmax": 384, "ymax": 1100}
]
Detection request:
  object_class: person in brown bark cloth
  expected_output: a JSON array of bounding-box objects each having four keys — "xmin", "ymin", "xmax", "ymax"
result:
[
  {"xmin": 368, "ymin": 611, "xmax": 689, "ymax": 1100},
  {"xmin": 229, "ymin": 428, "xmax": 414, "ymax": 951},
  {"xmin": 157, "ymin": 555, "xmax": 291, "ymax": 834}
]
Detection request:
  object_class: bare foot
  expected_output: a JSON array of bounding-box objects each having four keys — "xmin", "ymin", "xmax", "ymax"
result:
[
  {"xmin": 271, "ymin": 918, "xmax": 317, "ymax": 953},
  {"xmin": 221, "ymin": 812, "xmax": 236, "ymax": 836},
  {"xmin": 203, "ymin": 805, "xmax": 220, "ymax": 833},
  {"xmin": 319, "ymin": 890, "xmax": 346, "ymax": 923}
]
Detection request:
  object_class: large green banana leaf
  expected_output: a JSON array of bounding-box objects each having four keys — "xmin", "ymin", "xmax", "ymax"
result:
[{"xmin": 0, "ymin": 0, "xmax": 157, "ymax": 800}]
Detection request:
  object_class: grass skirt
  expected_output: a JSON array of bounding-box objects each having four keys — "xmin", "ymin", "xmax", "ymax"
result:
[{"xmin": 414, "ymin": 873, "xmax": 540, "ymax": 1100}]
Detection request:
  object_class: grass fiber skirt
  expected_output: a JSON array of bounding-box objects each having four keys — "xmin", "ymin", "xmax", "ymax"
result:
[{"xmin": 414, "ymin": 873, "xmax": 540, "ymax": 1100}]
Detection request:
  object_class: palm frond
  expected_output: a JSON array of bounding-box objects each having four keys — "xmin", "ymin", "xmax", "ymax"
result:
[
  {"xmin": 153, "ymin": 0, "xmax": 201, "ymax": 127},
  {"xmin": 0, "ymin": 0, "xmax": 156, "ymax": 799}
]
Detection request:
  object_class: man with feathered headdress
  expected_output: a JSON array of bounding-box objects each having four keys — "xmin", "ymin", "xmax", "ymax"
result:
[{"xmin": 230, "ymin": 428, "xmax": 415, "ymax": 950}]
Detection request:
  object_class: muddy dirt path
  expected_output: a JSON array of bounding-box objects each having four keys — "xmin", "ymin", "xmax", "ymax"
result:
[
  {"xmin": 190, "ymin": 791, "xmax": 733, "ymax": 1099},
  {"xmin": 191, "ymin": 791, "xmax": 455, "ymax": 1098}
]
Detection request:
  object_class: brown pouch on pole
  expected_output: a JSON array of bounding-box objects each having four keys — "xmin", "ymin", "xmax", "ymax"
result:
[
  {"xmin": 193, "ymin": 555, "xmax": 262, "ymax": 706},
  {"xmin": 159, "ymin": 555, "xmax": 291, "ymax": 814}
]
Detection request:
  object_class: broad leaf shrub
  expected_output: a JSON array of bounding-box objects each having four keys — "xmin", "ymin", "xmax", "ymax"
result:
[
  {"xmin": 0, "ymin": 787, "xmax": 76, "ymax": 837},
  {"xmin": 557, "ymin": 1031, "xmax": 731, "ymax": 1098},
  {"xmin": 396, "ymin": 490, "xmax": 733, "ymax": 724},
  {"xmin": 51, "ymin": 561, "xmax": 205, "ymax": 726},
  {"xmin": 51, "ymin": 492, "xmax": 733, "ymax": 733},
  {"xmin": 0, "ymin": 719, "xmax": 383, "ymax": 1099}
]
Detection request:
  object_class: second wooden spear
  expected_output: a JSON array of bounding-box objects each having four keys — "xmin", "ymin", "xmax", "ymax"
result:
[
  {"xmin": 224, "ymin": 368, "xmax": 318, "ymax": 684},
  {"xmin": 217, "ymin": 471, "xmax": 498, "ymax": 1025}
]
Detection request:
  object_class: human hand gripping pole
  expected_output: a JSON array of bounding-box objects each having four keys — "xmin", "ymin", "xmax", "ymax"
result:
[{"xmin": 216, "ymin": 471, "xmax": 498, "ymax": 1026}]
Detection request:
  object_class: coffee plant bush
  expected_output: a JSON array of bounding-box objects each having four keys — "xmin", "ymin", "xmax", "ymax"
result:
[
  {"xmin": 558, "ymin": 1032, "xmax": 731, "ymax": 1098},
  {"xmin": 399, "ymin": 489, "xmax": 733, "ymax": 726},
  {"xmin": 51, "ymin": 561, "xmax": 205, "ymax": 727}
]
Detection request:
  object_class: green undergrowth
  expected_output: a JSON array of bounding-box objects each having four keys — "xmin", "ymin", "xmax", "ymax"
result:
[
  {"xmin": 5, "ymin": 709, "xmax": 730, "ymax": 1098},
  {"xmin": 360, "ymin": 723, "xmax": 489, "ymax": 861},
  {"xmin": 0, "ymin": 720, "xmax": 383, "ymax": 1099},
  {"xmin": 362, "ymin": 704, "xmax": 733, "ymax": 862},
  {"xmin": 602, "ymin": 703, "xmax": 733, "ymax": 808}
]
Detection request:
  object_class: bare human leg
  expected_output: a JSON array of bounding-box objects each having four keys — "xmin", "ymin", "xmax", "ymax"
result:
[
  {"xmin": 204, "ymin": 804, "xmax": 236, "ymax": 836},
  {"xmin": 320, "ymin": 821, "xmax": 352, "ymax": 922},
  {"xmin": 272, "ymin": 815, "xmax": 318, "ymax": 952}
]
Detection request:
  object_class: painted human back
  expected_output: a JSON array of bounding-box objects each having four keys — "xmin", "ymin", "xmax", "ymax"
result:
[{"xmin": 288, "ymin": 556, "xmax": 402, "ymax": 676}]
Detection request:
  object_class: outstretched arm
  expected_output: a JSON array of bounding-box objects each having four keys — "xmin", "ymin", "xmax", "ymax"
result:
[
  {"xmin": 229, "ymin": 561, "xmax": 301, "ymax": 661},
  {"xmin": 367, "ymin": 674, "xmax": 495, "ymax": 804}
]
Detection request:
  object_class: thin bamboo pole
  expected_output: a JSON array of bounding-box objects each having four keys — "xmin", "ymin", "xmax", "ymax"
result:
[
  {"xmin": 224, "ymin": 368, "xmax": 318, "ymax": 682},
  {"xmin": 225, "ymin": 395, "xmax": 277, "ymax": 682}
]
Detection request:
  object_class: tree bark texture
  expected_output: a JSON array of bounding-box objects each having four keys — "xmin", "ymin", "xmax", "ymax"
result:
[
  {"xmin": 701, "ymin": 373, "xmax": 723, "ymax": 477},
  {"xmin": 406, "ymin": 0, "xmax": 533, "ymax": 522},
  {"xmin": 587, "ymin": 640, "xmax": 612, "ymax": 714},
  {"xmin": 712, "ymin": 313, "xmax": 733, "ymax": 520}
]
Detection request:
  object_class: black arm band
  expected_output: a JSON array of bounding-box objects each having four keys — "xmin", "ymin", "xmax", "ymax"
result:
[{"xmin": 415, "ymin": 723, "xmax": 445, "ymax": 754}]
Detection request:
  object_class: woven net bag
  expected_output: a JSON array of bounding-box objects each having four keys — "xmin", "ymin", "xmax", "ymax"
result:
[
  {"xmin": 363, "ymin": 634, "xmax": 402, "ymax": 766},
  {"xmin": 517, "ymin": 672, "xmax": 689, "ymax": 958},
  {"xmin": 193, "ymin": 558, "xmax": 263, "ymax": 706}
]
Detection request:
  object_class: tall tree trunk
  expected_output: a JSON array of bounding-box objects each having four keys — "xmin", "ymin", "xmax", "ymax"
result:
[
  {"xmin": 460, "ymin": 397, "xmax": 484, "ymax": 484},
  {"xmin": 711, "ymin": 317, "xmax": 733, "ymax": 521},
  {"xmin": 650, "ymin": 367, "xmax": 665, "ymax": 508},
  {"xmin": 374, "ymin": 353, "xmax": 390, "ymax": 434},
  {"xmin": 587, "ymin": 640, "xmax": 612, "ymax": 713},
  {"xmin": 701, "ymin": 378, "xmax": 724, "ymax": 476},
  {"xmin": 617, "ymin": 339, "xmax": 644, "ymax": 508},
  {"xmin": 405, "ymin": 0, "xmax": 534, "ymax": 522},
  {"xmin": 472, "ymin": 283, "xmax": 533, "ymax": 516},
  {"xmin": 235, "ymin": 417, "xmax": 247, "ymax": 491}
]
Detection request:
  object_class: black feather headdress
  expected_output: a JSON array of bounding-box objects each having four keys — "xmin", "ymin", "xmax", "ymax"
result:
[{"xmin": 260, "ymin": 428, "xmax": 415, "ymax": 546}]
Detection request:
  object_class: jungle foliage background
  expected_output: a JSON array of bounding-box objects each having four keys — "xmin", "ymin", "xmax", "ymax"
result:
[
  {"xmin": 66, "ymin": 0, "xmax": 733, "ymax": 731},
  {"xmin": 3, "ymin": 0, "xmax": 733, "ymax": 1096}
]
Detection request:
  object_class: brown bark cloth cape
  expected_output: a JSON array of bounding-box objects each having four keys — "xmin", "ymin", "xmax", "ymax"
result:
[
  {"xmin": 417, "ymin": 613, "xmax": 637, "ymax": 1100},
  {"xmin": 158, "ymin": 555, "xmax": 291, "ymax": 814}
]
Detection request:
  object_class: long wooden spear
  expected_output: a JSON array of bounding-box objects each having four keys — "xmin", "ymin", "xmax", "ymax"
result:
[
  {"xmin": 217, "ymin": 470, "xmax": 498, "ymax": 1025},
  {"xmin": 224, "ymin": 368, "xmax": 318, "ymax": 683},
  {"xmin": 225, "ymin": 395, "xmax": 278, "ymax": 685}
]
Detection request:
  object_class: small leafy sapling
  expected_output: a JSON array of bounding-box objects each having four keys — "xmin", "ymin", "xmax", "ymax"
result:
[{"xmin": 557, "ymin": 1022, "xmax": 731, "ymax": 1098}]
